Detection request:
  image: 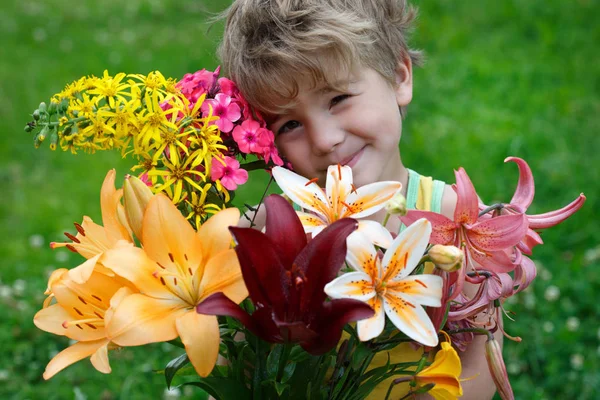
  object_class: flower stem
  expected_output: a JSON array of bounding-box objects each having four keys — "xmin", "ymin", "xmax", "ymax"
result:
[
  {"xmin": 276, "ymin": 344, "xmax": 292, "ymax": 382},
  {"xmin": 447, "ymin": 327, "xmax": 494, "ymax": 340},
  {"xmin": 382, "ymin": 212, "xmax": 391, "ymax": 228},
  {"xmin": 250, "ymin": 175, "xmax": 274, "ymax": 227},
  {"xmin": 478, "ymin": 203, "xmax": 505, "ymax": 217}
]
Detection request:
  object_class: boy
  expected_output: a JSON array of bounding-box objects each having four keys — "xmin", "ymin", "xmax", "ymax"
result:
[{"xmin": 221, "ymin": 1, "xmax": 500, "ymax": 398}]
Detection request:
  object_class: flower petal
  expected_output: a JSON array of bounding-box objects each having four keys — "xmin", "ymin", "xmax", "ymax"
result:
[
  {"xmin": 325, "ymin": 165, "xmax": 353, "ymax": 213},
  {"xmin": 343, "ymin": 181, "xmax": 402, "ymax": 219},
  {"xmin": 197, "ymin": 207, "xmax": 240, "ymax": 261},
  {"xmin": 527, "ymin": 194, "xmax": 586, "ymax": 229},
  {"xmin": 355, "ymin": 220, "xmax": 393, "ymax": 248},
  {"xmin": 176, "ymin": 311, "xmax": 220, "ymax": 377},
  {"xmin": 107, "ymin": 294, "xmax": 186, "ymax": 346},
  {"xmin": 296, "ymin": 218, "xmax": 358, "ymax": 316},
  {"xmin": 505, "ymin": 157, "xmax": 535, "ymax": 209},
  {"xmin": 324, "ymin": 271, "xmax": 376, "ymax": 302},
  {"xmin": 296, "ymin": 211, "xmax": 327, "ymax": 233},
  {"xmin": 302, "ymin": 298, "xmax": 374, "ymax": 355},
  {"xmin": 229, "ymin": 227, "xmax": 289, "ymax": 314},
  {"xmin": 90, "ymin": 341, "xmax": 111, "ymax": 374},
  {"xmin": 388, "ymin": 275, "xmax": 443, "ymax": 308},
  {"xmin": 382, "ymin": 219, "xmax": 432, "ymax": 281},
  {"xmin": 345, "ymin": 231, "xmax": 380, "ymax": 277},
  {"xmin": 66, "ymin": 254, "xmax": 102, "ymax": 284},
  {"xmin": 196, "ymin": 292, "xmax": 257, "ymax": 335},
  {"xmin": 142, "ymin": 194, "xmax": 203, "ymax": 276},
  {"xmin": 453, "ymin": 168, "xmax": 479, "ymax": 225},
  {"xmin": 383, "ymin": 293, "xmax": 438, "ymax": 347},
  {"xmin": 401, "ymin": 211, "xmax": 456, "ymax": 245},
  {"xmin": 100, "ymin": 169, "xmax": 132, "ymax": 243},
  {"xmin": 34, "ymin": 303, "xmax": 105, "ymax": 341},
  {"xmin": 468, "ymin": 213, "xmax": 527, "ymax": 251},
  {"xmin": 264, "ymin": 194, "xmax": 308, "ymax": 267},
  {"xmin": 271, "ymin": 166, "xmax": 329, "ymax": 217},
  {"xmin": 199, "ymin": 249, "xmax": 247, "ymax": 304},
  {"xmin": 43, "ymin": 339, "xmax": 110, "ymax": 380},
  {"xmin": 101, "ymin": 243, "xmax": 171, "ymax": 299},
  {"xmin": 357, "ymin": 296, "xmax": 385, "ymax": 341},
  {"xmin": 467, "ymin": 247, "xmax": 517, "ymax": 274}
]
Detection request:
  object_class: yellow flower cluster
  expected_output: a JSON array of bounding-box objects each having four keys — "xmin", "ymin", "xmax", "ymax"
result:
[{"xmin": 31, "ymin": 70, "xmax": 230, "ymax": 227}]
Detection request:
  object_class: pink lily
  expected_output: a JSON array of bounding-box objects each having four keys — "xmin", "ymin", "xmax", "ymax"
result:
[
  {"xmin": 498, "ymin": 157, "xmax": 586, "ymax": 254},
  {"xmin": 401, "ymin": 168, "xmax": 528, "ymax": 299}
]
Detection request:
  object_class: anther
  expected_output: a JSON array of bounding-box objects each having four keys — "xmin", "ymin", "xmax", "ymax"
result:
[
  {"xmin": 305, "ymin": 177, "xmax": 319, "ymax": 186},
  {"xmin": 414, "ymin": 279, "xmax": 428, "ymax": 288},
  {"xmin": 74, "ymin": 222, "xmax": 86, "ymax": 236},
  {"xmin": 78, "ymin": 296, "xmax": 87, "ymax": 304},
  {"xmin": 73, "ymin": 307, "xmax": 84, "ymax": 316},
  {"xmin": 173, "ymin": 277, "xmax": 178, "ymax": 286},
  {"xmin": 157, "ymin": 262, "xmax": 166, "ymax": 269},
  {"xmin": 160, "ymin": 277, "xmax": 166, "ymax": 286},
  {"xmin": 91, "ymin": 295, "xmax": 102, "ymax": 302},
  {"xmin": 168, "ymin": 253, "xmax": 175, "ymax": 262},
  {"xmin": 188, "ymin": 267, "xmax": 193, "ymax": 276},
  {"xmin": 66, "ymin": 244, "xmax": 78, "ymax": 253},
  {"xmin": 337, "ymin": 164, "xmax": 342, "ymax": 179},
  {"xmin": 64, "ymin": 232, "xmax": 81, "ymax": 243}
]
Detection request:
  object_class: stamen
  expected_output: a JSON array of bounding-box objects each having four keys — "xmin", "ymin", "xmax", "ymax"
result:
[
  {"xmin": 403, "ymin": 253, "xmax": 408, "ymax": 268},
  {"xmin": 350, "ymin": 183, "xmax": 358, "ymax": 194},
  {"xmin": 94, "ymin": 311, "xmax": 103, "ymax": 319},
  {"xmin": 157, "ymin": 262, "xmax": 166, "ymax": 269},
  {"xmin": 188, "ymin": 267, "xmax": 193, "ymax": 276},
  {"xmin": 337, "ymin": 164, "xmax": 342, "ymax": 179},
  {"xmin": 184, "ymin": 253, "xmax": 189, "ymax": 261},
  {"xmin": 64, "ymin": 232, "xmax": 81, "ymax": 243},
  {"xmin": 160, "ymin": 277, "xmax": 166, "ymax": 286},
  {"xmin": 73, "ymin": 307, "xmax": 84, "ymax": 316},
  {"xmin": 74, "ymin": 222, "xmax": 86, "ymax": 236},
  {"xmin": 91, "ymin": 295, "xmax": 102, "ymax": 302},
  {"xmin": 168, "ymin": 253, "xmax": 175, "ymax": 262},
  {"xmin": 86, "ymin": 323, "xmax": 97, "ymax": 330},
  {"xmin": 414, "ymin": 279, "xmax": 428, "ymax": 288},
  {"xmin": 78, "ymin": 296, "xmax": 87, "ymax": 305},
  {"xmin": 305, "ymin": 177, "xmax": 319, "ymax": 186},
  {"xmin": 66, "ymin": 244, "xmax": 78, "ymax": 253},
  {"xmin": 173, "ymin": 277, "xmax": 178, "ymax": 286},
  {"xmin": 405, "ymin": 301, "xmax": 416, "ymax": 308}
]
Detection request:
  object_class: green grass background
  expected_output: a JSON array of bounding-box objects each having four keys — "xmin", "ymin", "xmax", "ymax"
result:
[{"xmin": 1, "ymin": 0, "xmax": 598, "ymax": 399}]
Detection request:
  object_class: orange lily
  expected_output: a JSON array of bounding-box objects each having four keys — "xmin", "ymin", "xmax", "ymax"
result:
[
  {"xmin": 101, "ymin": 194, "xmax": 247, "ymax": 377},
  {"xmin": 324, "ymin": 219, "xmax": 442, "ymax": 346},
  {"xmin": 414, "ymin": 341, "xmax": 463, "ymax": 399},
  {"xmin": 33, "ymin": 257, "xmax": 136, "ymax": 379},
  {"xmin": 272, "ymin": 165, "xmax": 401, "ymax": 247},
  {"xmin": 51, "ymin": 169, "xmax": 132, "ymax": 258}
]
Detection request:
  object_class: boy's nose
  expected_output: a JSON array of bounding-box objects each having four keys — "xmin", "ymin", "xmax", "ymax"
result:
[{"xmin": 306, "ymin": 120, "xmax": 345, "ymax": 156}]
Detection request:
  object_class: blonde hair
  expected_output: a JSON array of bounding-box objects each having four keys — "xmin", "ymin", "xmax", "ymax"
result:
[{"xmin": 218, "ymin": 0, "xmax": 423, "ymax": 116}]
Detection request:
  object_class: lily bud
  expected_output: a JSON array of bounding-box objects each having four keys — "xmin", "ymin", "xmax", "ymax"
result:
[
  {"xmin": 385, "ymin": 193, "xmax": 407, "ymax": 216},
  {"xmin": 123, "ymin": 174, "xmax": 154, "ymax": 241},
  {"xmin": 485, "ymin": 337, "xmax": 514, "ymax": 400},
  {"xmin": 428, "ymin": 245, "xmax": 463, "ymax": 272}
]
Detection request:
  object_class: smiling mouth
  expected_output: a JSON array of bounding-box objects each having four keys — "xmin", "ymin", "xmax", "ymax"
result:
[{"xmin": 340, "ymin": 147, "xmax": 365, "ymax": 168}]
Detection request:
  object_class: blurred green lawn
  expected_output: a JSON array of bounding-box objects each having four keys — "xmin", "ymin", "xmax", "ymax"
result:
[{"xmin": 1, "ymin": 0, "xmax": 598, "ymax": 399}]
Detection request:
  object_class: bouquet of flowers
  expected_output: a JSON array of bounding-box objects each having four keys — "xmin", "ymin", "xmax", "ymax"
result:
[{"xmin": 25, "ymin": 69, "xmax": 585, "ymax": 399}]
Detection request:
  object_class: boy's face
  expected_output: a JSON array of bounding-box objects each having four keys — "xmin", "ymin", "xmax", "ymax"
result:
[{"xmin": 268, "ymin": 64, "xmax": 412, "ymax": 188}]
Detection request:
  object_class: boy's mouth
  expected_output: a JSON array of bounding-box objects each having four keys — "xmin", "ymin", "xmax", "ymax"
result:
[{"xmin": 340, "ymin": 147, "xmax": 365, "ymax": 169}]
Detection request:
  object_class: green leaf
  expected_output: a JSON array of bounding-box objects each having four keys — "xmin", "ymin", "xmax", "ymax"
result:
[
  {"xmin": 164, "ymin": 353, "xmax": 190, "ymax": 389},
  {"xmin": 274, "ymin": 381, "xmax": 290, "ymax": 396},
  {"xmin": 181, "ymin": 377, "xmax": 252, "ymax": 400},
  {"xmin": 266, "ymin": 344, "xmax": 284, "ymax": 378}
]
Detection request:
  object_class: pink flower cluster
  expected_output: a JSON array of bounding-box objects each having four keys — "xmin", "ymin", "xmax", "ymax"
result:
[{"xmin": 176, "ymin": 68, "xmax": 284, "ymax": 190}]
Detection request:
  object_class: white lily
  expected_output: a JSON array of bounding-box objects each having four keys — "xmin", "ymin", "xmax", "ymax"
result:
[
  {"xmin": 272, "ymin": 165, "xmax": 401, "ymax": 247},
  {"xmin": 324, "ymin": 219, "xmax": 442, "ymax": 346}
]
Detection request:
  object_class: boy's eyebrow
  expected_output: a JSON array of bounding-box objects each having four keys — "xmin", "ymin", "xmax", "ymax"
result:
[{"xmin": 315, "ymin": 78, "xmax": 359, "ymax": 94}]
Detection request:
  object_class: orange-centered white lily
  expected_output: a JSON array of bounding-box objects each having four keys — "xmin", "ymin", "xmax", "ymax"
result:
[
  {"xmin": 272, "ymin": 165, "xmax": 401, "ymax": 247},
  {"xmin": 324, "ymin": 219, "xmax": 442, "ymax": 346},
  {"xmin": 100, "ymin": 194, "xmax": 247, "ymax": 377},
  {"xmin": 33, "ymin": 259, "xmax": 136, "ymax": 379}
]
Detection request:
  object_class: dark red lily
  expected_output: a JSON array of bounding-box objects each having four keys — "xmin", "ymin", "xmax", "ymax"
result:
[{"xmin": 196, "ymin": 194, "xmax": 374, "ymax": 355}]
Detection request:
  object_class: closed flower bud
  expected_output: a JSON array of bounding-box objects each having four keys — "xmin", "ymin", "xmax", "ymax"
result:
[
  {"xmin": 385, "ymin": 193, "xmax": 407, "ymax": 216},
  {"xmin": 24, "ymin": 124, "xmax": 34, "ymax": 133},
  {"xmin": 47, "ymin": 101, "xmax": 58, "ymax": 115},
  {"xmin": 49, "ymin": 131, "xmax": 58, "ymax": 151},
  {"xmin": 33, "ymin": 109, "xmax": 40, "ymax": 120},
  {"xmin": 428, "ymin": 245, "xmax": 463, "ymax": 272},
  {"xmin": 38, "ymin": 102, "xmax": 47, "ymax": 113},
  {"xmin": 123, "ymin": 174, "xmax": 154, "ymax": 241},
  {"xmin": 485, "ymin": 337, "xmax": 514, "ymax": 400}
]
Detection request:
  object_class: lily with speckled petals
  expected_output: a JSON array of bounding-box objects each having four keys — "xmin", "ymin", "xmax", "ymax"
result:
[
  {"xmin": 272, "ymin": 165, "xmax": 401, "ymax": 248},
  {"xmin": 325, "ymin": 219, "xmax": 443, "ymax": 347},
  {"xmin": 101, "ymin": 194, "xmax": 247, "ymax": 377}
]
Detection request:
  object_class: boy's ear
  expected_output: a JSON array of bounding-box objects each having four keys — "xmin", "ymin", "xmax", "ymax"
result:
[{"xmin": 394, "ymin": 55, "xmax": 413, "ymax": 107}]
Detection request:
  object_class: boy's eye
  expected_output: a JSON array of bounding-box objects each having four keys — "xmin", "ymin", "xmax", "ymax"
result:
[
  {"xmin": 330, "ymin": 94, "xmax": 350, "ymax": 108},
  {"xmin": 278, "ymin": 120, "xmax": 301, "ymax": 135}
]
